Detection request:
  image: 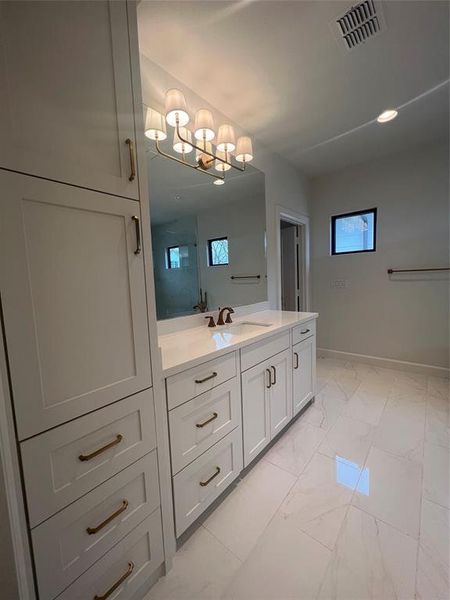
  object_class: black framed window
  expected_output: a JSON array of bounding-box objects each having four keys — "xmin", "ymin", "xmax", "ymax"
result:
[
  {"xmin": 167, "ymin": 246, "xmax": 181, "ymax": 269},
  {"xmin": 331, "ymin": 208, "xmax": 377, "ymax": 255},
  {"xmin": 208, "ymin": 237, "xmax": 229, "ymax": 266}
]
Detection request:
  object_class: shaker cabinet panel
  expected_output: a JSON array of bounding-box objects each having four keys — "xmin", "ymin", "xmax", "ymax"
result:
[
  {"xmin": 0, "ymin": 0, "xmax": 138, "ymax": 198},
  {"xmin": 32, "ymin": 452, "xmax": 160, "ymax": 600},
  {"xmin": 293, "ymin": 337, "xmax": 315, "ymax": 416},
  {"xmin": 21, "ymin": 389, "xmax": 156, "ymax": 528},
  {"xmin": 241, "ymin": 359, "xmax": 271, "ymax": 467},
  {"xmin": 269, "ymin": 349, "xmax": 292, "ymax": 438},
  {"xmin": 56, "ymin": 510, "xmax": 164, "ymax": 600},
  {"xmin": 0, "ymin": 170, "xmax": 152, "ymax": 440}
]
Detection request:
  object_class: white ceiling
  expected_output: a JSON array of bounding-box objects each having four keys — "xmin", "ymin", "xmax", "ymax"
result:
[{"xmin": 138, "ymin": 0, "xmax": 449, "ymax": 176}]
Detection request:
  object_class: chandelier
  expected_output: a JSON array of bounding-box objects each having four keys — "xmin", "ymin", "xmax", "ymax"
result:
[{"xmin": 144, "ymin": 88, "xmax": 254, "ymax": 186}]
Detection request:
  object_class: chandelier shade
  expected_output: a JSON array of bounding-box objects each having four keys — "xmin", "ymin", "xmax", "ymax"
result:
[
  {"xmin": 215, "ymin": 150, "xmax": 232, "ymax": 172},
  {"xmin": 235, "ymin": 136, "xmax": 254, "ymax": 162},
  {"xmin": 216, "ymin": 124, "xmax": 236, "ymax": 152},
  {"xmin": 194, "ymin": 109, "xmax": 215, "ymax": 141},
  {"xmin": 165, "ymin": 88, "xmax": 190, "ymax": 127},
  {"xmin": 173, "ymin": 127, "xmax": 193, "ymax": 154},
  {"xmin": 144, "ymin": 108, "xmax": 167, "ymax": 141}
]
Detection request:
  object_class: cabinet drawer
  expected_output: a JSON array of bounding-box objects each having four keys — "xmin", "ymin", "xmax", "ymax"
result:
[
  {"xmin": 169, "ymin": 378, "xmax": 241, "ymax": 474},
  {"xmin": 21, "ymin": 389, "xmax": 156, "ymax": 527},
  {"xmin": 56, "ymin": 509, "xmax": 164, "ymax": 600},
  {"xmin": 166, "ymin": 352, "xmax": 237, "ymax": 411},
  {"xmin": 292, "ymin": 319, "xmax": 316, "ymax": 345},
  {"xmin": 32, "ymin": 452, "xmax": 160, "ymax": 600},
  {"xmin": 173, "ymin": 428, "xmax": 243, "ymax": 537},
  {"xmin": 240, "ymin": 331, "xmax": 290, "ymax": 372}
]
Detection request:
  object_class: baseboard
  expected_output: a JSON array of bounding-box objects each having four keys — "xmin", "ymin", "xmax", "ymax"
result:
[{"xmin": 317, "ymin": 348, "xmax": 449, "ymax": 379}]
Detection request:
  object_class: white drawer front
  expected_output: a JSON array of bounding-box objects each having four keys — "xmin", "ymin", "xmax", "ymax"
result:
[
  {"xmin": 22, "ymin": 389, "xmax": 156, "ymax": 527},
  {"xmin": 240, "ymin": 331, "xmax": 290, "ymax": 372},
  {"xmin": 32, "ymin": 452, "xmax": 160, "ymax": 600},
  {"xmin": 56, "ymin": 509, "xmax": 164, "ymax": 600},
  {"xmin": 173, "ymin": 428, "xmax": 243, "ymax": 537},
  {"xmin": 167, "ymin": 352, "xmax": 237, "ymax": 411},
  {"xmin": 169, "ymin": 378, "xmax": 241, "ymax": 474},
  {"xmin": 292, "ymin": 319, "xmax": 316, "ymax": 345}
]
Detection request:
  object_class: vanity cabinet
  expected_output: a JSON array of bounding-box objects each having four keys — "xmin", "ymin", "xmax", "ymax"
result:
[
  {"xmin": 241, "ymin": 348, "xmax": 292, "ymax": 467},
  {"xmin": 241, "ymin": 360, "xmax": 271, "ymax": 466},
  {"xmin": 0, "ymin": 170, "xmax": 152, "ymax": 440},
  {"xmin": 163, "ymin": 314, "xmax": 317, "ymax": 538},
  {"xmin": 269, "ymin": 349, "xmax": 293, "ymax": 437},
  {"xmin": 0, "ymin": 0, "xmax": 139, "ymax": 199},
  {"xmin": 292, "ymin": 335, "xmax": 316, "ymax": 416}
]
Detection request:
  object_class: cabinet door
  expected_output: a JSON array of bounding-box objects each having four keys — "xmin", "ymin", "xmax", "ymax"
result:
[
  {"xmin": 241, "ymin": 360, "xmax": 271, "ymax": 467},
  {"xmin": 268, "ymin": 349, "xmax": 292, "ymax": 438},
  {"xmin": 293, "ymin": 337, "xmax": 315, "ymax": 416},
  {"xmin": 0, "ymin": 1, "xmax": 138, "ymax": 199},
  {"xmin": 0, "ymin": 170, "xmax": 152, "ymax": 440}
]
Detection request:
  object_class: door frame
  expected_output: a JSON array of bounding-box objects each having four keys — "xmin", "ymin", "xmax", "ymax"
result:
[{"xmin": 275, "ymin": 205, "xmax": 310, "ymax": 312}]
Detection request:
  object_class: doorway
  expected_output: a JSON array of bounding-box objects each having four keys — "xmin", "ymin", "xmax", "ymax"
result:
[{"xmin": 280, "ymin": 219, "xmax": 303, "ymax": 311}]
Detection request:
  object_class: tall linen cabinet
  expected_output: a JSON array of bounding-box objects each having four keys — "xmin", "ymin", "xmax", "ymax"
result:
[{"xmin": 0, "ymin": 2, "xmax": 173, "ymax": 599}]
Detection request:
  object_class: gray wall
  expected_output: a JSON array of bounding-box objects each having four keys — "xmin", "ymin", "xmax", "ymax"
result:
[
  {"xmin": 152, "ymin": 216, "xmax": 199, "ymax": 319},
  {"xmin": 310, "ymin": 142, "xmax": 449, "ymax": 369},
  {"xmin": 197, "ymin": 195, "xmax": 267, "ymax": 310}
]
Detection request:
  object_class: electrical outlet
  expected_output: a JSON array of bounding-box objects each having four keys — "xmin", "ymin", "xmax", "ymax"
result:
[{"xmin": 331, "ymin": 279, "xmax": 348, "ymax": 288}]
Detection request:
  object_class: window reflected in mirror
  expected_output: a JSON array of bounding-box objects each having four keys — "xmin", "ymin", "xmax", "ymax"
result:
[{"xmin": 147, "ymin": 145, "xmax": 267, "ymax": 320}]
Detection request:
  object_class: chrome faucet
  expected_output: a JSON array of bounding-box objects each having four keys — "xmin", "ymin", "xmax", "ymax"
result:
[{"xmin": 217, "ymin": 306, "xmax": 234, "ymax": 326}]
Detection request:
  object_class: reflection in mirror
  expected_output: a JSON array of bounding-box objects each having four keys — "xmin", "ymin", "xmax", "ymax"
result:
[{"xmin": 147, "ymin": 146, "xmax": 267, "ymax": 320}]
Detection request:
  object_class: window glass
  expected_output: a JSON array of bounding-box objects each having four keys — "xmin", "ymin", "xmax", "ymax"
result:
[
  {"xmin": 208, "ymin": 237, "xmax": 229, "ymax": 266},
  {"xmin": 167, "ymin": 246, "xmax": 180, "ymax": 269},
  {"xmin": 332, "ymin": 209, "xmax": 376, "ymax": 254}
]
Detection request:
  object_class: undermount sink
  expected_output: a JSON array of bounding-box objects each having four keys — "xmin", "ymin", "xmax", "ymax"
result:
[{"xmin": 219, "ymin": 321, "xmax": 273, "ymax": 336}]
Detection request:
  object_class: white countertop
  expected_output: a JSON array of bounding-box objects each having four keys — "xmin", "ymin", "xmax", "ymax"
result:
[{"xmin": 158, "ymin": 310, "xmax": 318, "ymax": 376}]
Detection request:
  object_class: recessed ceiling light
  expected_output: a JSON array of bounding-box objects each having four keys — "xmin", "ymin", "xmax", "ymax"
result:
[
  {"xmin": 377, "ymin": 109, "xmax": 398, "ymax": 123},
  {"xmin": 213, "ymin": 179, "xmax": 225, "ymax": 186}
]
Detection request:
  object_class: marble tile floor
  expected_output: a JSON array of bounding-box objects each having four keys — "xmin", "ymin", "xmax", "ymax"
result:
[{"xmin": 146, "ymin": 358, "xmax": 449, "ymax": 600}]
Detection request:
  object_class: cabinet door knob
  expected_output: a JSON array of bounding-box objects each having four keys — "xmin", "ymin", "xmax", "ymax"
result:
[
  {"xmin": 125, "ymin": 138, "xmax": 136, "ymax": 182},
  {"xmin": 294, "ymin": 352, "xmax": 299, "ymax": 369},
  {"xmin": 266, "ymin": 368, "xmax": 272, "ymax": 389},
  {"xmin": 271, "ymin": 365, "xmax": 277, "ymax": 385}
]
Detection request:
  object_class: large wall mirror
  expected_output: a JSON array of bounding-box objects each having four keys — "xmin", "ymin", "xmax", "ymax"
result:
[{"xmin": 147, "ymin": 148, "xmax": 267, "ymax": 320}]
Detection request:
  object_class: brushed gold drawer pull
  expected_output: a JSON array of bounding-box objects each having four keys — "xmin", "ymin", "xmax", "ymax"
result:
[
  {"xmin": 78, "ymin": 434, "xmax": 123, "ymax": 462},
  {"xmin": 294, "ymin": 352, "xmax": 299, "ymax": 369},
  {"xmin": 195, "ymin": 372, "xmax": 217, "ymax": 384},
  {"xmin": 196, "ymin": 412, "xmax": 218, "ymax": 428},
  {"xmin": 93, "ymin": 561, "xmax": 134, "ymax": 600},
  {"xmin": 199, "ymin": 466, "xmax": 221, "ymax": 487},
  {"xmin": 300, "ymin": 328, "xmax": 310, "ymax": 335},
  {"xmin": 125, "ymin": 138, "xmax": 136, "ymax": 182},
  {"xmin": 86, "ymin": 499, "xmax": 129, "ymax": 535}
]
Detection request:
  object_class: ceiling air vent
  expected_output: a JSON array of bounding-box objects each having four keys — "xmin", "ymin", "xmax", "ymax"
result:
[{"xmin": 334, "ymin": 0, "xmax": 386, "ymax": 51}]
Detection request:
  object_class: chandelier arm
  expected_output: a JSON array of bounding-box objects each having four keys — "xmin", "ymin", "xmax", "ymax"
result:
[
  {"xmin": 155, "ymin": 138, "xmax": 225, "ymax": 181},
  {"xmin": 175, "ymin": 121, "xmax": 246, "ymax": 173}
]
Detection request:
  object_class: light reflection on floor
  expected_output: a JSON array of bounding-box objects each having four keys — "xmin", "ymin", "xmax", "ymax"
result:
[{"xmin": 336, "ymin": 455, "xmax": 370, "ymax": 496}]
